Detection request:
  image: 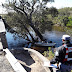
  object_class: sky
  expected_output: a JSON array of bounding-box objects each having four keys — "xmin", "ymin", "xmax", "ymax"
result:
[
  {"xmin": 0, "ymin": 0, "xmax": 72, "ymax": 14},
  {"xmin": 0, "ymin": 0, "xmax": 7, "ymax": 14},
  {"xmin": 47, "ymin": 0, "xmax": 72, "ymax": 9}
]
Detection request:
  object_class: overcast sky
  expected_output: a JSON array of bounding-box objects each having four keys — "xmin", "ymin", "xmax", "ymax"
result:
[
  {"xmin": 0, "ymin": 0, "xmax": 72, "ymax": 14},
  {"xmin": 0, "ymin": 0, "xmax": 7, "ymax": 14},
  {"xmin": 47, "ymin": 0, "xmax": 72, "ymax": 9}
]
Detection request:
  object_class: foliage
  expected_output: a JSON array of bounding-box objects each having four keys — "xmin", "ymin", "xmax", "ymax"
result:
[
  {"xmin": 4, "ymin": 0, "xmax": 54, "ymax": 16},
  {"xmin": 67, "ymin": 17, "xmax": 72, "ymax": 26},
  {"xmin": 4, "ymin": 0, "xmax": 72, "ymax": 38},
  {"xmin": 5, "ymin": 0, "xmax": 54, "ymax": 41},
  {"xmin": 58, "ymin": 7, "xmax": 71, "ymax": 17},
  {"xmin": 64, "ymin": 27, "xmax": 72, "ymax": 36},
  {"xmin": 48, "ymin": 7, "xmax": 59, "ymax": 17},
  {"xmin": 42, "ymin": 47, "xmax": 54, "ymax": 60},
  {"xmin": 4, "ymin": 12, "xmax": 30, "ymax": 38},
  {"xmin": 63, "ymin": 17, "xmax": 69, "ymax": 26},
  {"xmin": 32, "ymin": 7, "xmax": 58, "ymax": 33}
]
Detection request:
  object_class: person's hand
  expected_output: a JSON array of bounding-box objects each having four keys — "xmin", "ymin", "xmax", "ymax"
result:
[{"xmin": 50, "ymin": 60, "xmax": 56, "ymax": 64}]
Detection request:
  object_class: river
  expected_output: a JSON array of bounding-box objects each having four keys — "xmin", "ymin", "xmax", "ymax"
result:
[{"xmin": 6, "ymin": 26, "xmax": 72, "ymax": 49}]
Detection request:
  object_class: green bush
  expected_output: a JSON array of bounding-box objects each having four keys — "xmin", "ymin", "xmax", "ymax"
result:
[
  {"xmin": 67, "ymin": 17, "xmax": 72, "ymax": 26},
  {"xmin": 42, "ymin": 47, "xmax": 54, "ymax": 60}
]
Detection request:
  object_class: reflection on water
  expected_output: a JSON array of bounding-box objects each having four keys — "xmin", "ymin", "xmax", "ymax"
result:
[
  {"xmin": 6, "ymin": 32, "xmax": 28, "ymax": 49},
  {"xmin": 6, "ymin": 26, "xmax": 72, "ymax": 49},
  {"xmin": 43, "ymin": 26, "xmax": 66, "ymax": 47},
  {"xmin": 43, "ymin": 30, "xmax": 66, "ymax": 47}
]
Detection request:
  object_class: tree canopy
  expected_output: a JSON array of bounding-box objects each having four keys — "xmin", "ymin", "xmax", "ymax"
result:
[{"xmin": 4, "ymin": 0, "xmax": 54, "ymax": 42}]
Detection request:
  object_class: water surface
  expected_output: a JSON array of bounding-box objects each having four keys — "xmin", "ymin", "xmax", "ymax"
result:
[{"xmin": 6, "ymin": 26, "xmax": 71, "ymax": 48}]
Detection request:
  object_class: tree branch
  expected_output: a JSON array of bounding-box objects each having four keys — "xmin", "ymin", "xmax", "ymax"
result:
[
  {"xmin": 30, "ymin": 2, "xmax": 35, "ymax": 20},
  {"xmin": 15, "ymin": 6, "xmax": 28, "ymax": 19}
]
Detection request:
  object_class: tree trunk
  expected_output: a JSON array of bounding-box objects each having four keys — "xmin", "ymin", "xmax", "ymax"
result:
[
  {"xmin": 13, "ymin": 6, "xmax": 46, "ymax": 42},
  {"xmin": 23, "ymin": 25, "xmax": 36, "ymax": 42},
  {"xmin": 28, "ymin": 19, "xmax": 45, "ymax": 41}
]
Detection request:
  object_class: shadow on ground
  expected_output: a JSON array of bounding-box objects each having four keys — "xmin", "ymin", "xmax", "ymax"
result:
[{"xmin": 10, "ymin": 49, "xmax": 35, "ymax": 65}]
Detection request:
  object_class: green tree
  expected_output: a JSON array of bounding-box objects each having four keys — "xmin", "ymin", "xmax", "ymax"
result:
[
  {"xmin": 67, "ymin": 17, "xmax": 72, "ymax": 26},
  {"xmin": 4, "ymin": 0, "xmax": 54, "ymax": 42},
  {"xmin": 4, "ymin": 12, "xmax": 36, "ymax": 41},
  {"xmin": 63, "ymin": 17, "xmax": 69, "ymax": 26},
  {"xmin": 48, "ymin": 7, "xmax": 58, "ymax": 17}
]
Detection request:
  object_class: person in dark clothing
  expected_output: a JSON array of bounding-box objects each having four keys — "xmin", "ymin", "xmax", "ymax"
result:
[
  {"xmin": 50, "ymin": 35, "xmax": 72, "ymax": 72},
  {"xmin": 0, "ymin": 16, "xmax": 1, "ymax": 19}
]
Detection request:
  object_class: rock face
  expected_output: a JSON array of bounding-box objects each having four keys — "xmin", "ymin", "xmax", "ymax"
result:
[
  {"xmin": 9, "ymin": 48, "xmax": 62, "ymax": 72},
  {"xmin": 10, "ymin": 48, "xmax": 51, "ymax": 72}
]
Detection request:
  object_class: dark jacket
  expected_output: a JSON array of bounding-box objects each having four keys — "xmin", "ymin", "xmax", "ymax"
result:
[{"xmin": 50, "ymin": 41, "xmax": 72, "ymax": 64}]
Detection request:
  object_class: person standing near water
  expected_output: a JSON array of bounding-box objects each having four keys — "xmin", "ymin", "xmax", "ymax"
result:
[{"xmin": 50, "ymin": 35, "xmax": 72, "ymax": 72}]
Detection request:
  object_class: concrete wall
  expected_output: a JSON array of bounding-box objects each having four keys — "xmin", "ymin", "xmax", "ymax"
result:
[
  {"xmin": 0, "ymin": 32, "xmax": 8, "ymax": 49},
  {"xmin": 0, "ymin": 18, "xmax": 8, "ymax": 49}
]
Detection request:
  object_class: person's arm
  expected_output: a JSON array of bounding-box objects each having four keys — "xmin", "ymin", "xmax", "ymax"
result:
[
  {"xmin": 50, "ymin": 46, "xmax": 65, "ymax": 64},
  {"xmin": 50, "ymin": 50, "xmax": 59, "ymax": 64}
]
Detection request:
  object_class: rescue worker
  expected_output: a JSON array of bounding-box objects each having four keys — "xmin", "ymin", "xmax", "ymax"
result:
[{"xmin": 50, "ymin": 35, "xmax": 72, "ymax": 72}]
